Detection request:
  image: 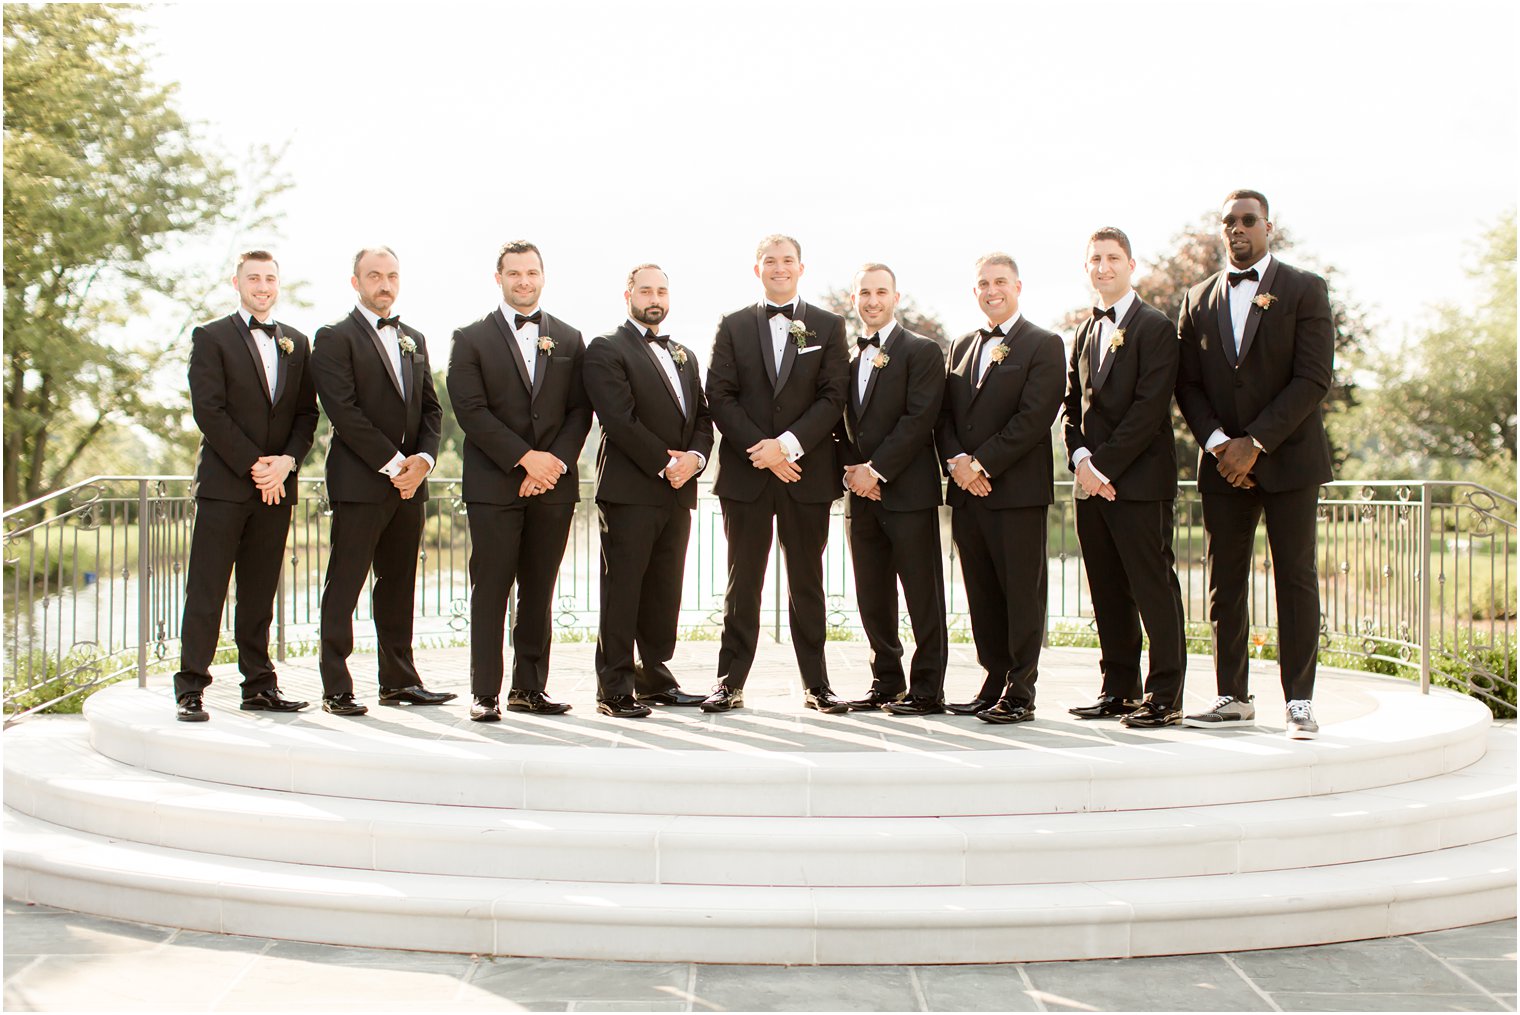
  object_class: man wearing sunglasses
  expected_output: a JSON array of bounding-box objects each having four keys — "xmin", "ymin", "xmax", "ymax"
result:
[{"xmin": 1174, "ymin": 190, "xmax": 1335, "ymax": 740}]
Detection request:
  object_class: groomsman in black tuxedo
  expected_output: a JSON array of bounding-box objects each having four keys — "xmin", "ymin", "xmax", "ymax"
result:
[
  {"xmin": 311, "ymin": 247, "xmax": 453, "ymax": 716},
  {"xmin": 835, "ymin": 264, "xmax": 949, "ymax": 715},
  {"xmin": 1175, "ymin": 190, "xmax": 1334, "ymax": 740},
  {"xmin": 702, "ymin": 235, "xmax": 851, "ymax": 714},
  {"xmin": 583, "ymin": 265, "xmax": 713, "ymax": 718},
  {"xmin": 446, "ymin": 241, "xmax": 593, "ymax": 722},
  {"xmin": 174, "ymin": 251, "xmax": 318, "ymax": 722},
  {"xmin": 1062, "ymin": 228, "xmax": 1187, "ymax": 729},
  {"xmin": 937, "ymin": 253, "xmax": 1066, "ymax": 724}
]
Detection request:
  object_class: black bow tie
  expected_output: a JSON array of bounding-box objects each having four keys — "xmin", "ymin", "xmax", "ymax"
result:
[
  {"xmin": 248, "ymin": 318, "xmax": 276, "ymax": 336},
  {"xmin": 644, "ymin": 332, "xmax": 669, "ymax": 349},
  {"xmin": 1227, "ymin": 269, "xmax": 1259, "ymax": 287},
  {"xmin": 766, "ymin": 303, "xmax": 796, "ymax": 320},
  {"xmin": 979, "ymin": 327, "xmax": 1004, "ymax": 342},
  {"xmin": 514, "ymin": 311, "xmax": 542, "ymax": 330},
  {"xmin": 1091, "ymin": 306, "xmax": 1116, "ymax": 323},
  {"xmin": 375, "ymin": 315, "xmax": 401, "ymax": 330},
  {"xmin": 857, "ymin": 334, "xmax": 881, "ymax": 351}
]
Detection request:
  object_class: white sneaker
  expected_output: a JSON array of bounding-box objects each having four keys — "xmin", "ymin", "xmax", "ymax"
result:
[
  {"xmin": 1286, "ymin": 699, "xmax": 1319, "ymax": 740},
  {"xmin": 1181, "ymin": 695, "xmax": 1257, "ymax": 728}
]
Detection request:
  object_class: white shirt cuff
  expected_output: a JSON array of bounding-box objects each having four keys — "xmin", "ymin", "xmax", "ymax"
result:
[
  {"xmin": 1205, "ymin": 429, "xmax": 1230, "ymax": 455},
  {"xmin": 1073, "ymin": 449, "xmax": 1110, "ymax": 486},
  {"xmin": 380, "ymin": 452, "xmax": 405, "ymax": 478},
  {"xmin": 418, "ymin": 452, "xmax": 435, "ymax": 474},
  {"xmin": 777, "ymin": 431, "xmax": 803, "ymax": 462},
  {"xmin": 866, "ymin": 462, "xmax": 885, "ymax": 483}
]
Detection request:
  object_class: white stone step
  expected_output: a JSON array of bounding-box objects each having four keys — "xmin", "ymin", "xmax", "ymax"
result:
[
  {"xmin": 5, "ymin": 722, "xmax": 1514, "ymax": 888},
  {"xmin": 82, "ymin": 683, "xmax": 1493, "ymax": 817},
  {"xmin": 5, "ymin": 808, "xmax": 1512, "ymax": 964}
]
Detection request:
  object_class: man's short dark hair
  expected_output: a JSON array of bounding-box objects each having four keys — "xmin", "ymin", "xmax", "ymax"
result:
[
  {"xmin": 352, "ymin": 245, "xmax": 399, "ymax": 276},
  {"xmin": 974, "ymin": 252, "xmax": 1019, "ymax": 276},
  {"xmin": 854, "ymin": 262, "xmax": 896, "ymax": 289},
  {"xmin": 1087, "ymin": 227, "xmax": 1132, "ymax": 259},
  {"xmin": 755, "ymin": 234, "xmax": 802, "ymax": 262},
  {"xmin": 496, "ymin": 240, "xmax": 543, "ymax": 272},
  {"xmin": 1224, "ymin": 189, "xmax": 1270, "ymax": 218},
  {"xmin": 237, "ymin": 250, "xmax": 278, "ymax": 272},
  {"xmin": 625, "ymin": 263, "xmax": 667, "ymax": 290}
]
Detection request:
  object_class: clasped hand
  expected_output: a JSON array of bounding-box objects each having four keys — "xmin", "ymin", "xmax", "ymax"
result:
[
  {"xmin": 748, "ymin": 438, "xmax": 800, "ymax": 482},
  {"xmin": 1214, "ymin": 437, "xmax": 1259, "ymax": 489},
  {"xmin": 250, "ymin": 455, "xmax": 293, "ymax": 506},
  {"xmin": 843, "ymin": 464, "xmax": 881, "ymax": 500},
  {"xmin": 948, "ymin": 456, "xmax": 991, "ymax": 497},
  {"xmin": 1075, "ymin": 459, "xmax": 1116, "ymax": 501},
  {"xmin": 517, "ymin": 450, "xmax": 566, "ymax": 498},
  {"xmin": 391, "ymin": 455, "xmax": 432, "ymax": 499},
  {"xmin": 665, "ymin": 450, "xmax": 701, "ymax": 489}
]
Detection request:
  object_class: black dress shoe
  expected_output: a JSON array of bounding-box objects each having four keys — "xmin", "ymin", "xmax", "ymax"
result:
[
  {"xmin": 803, "ymin": 687, "xmax": 849, "ymax": 714},
  {"xmin": 176, "ymin": 693, "xmax": 208, "ymax": 723},
  {"xmin": 976, "ymin": 701, "xmax": 1036, "ymax": 725},
  {"xmin": 847, "ymin": 688, "xmax": 905, "ymax": 711},
  {"xmin": 945, "ymin": 697, "xmax": 995, "ymax": 716},
  {"xmin": 1121, "ymin": 699, "xmax": 1183, "ymax": 729},
  {"xmin": 597, "ymin": 695, "xmax": 652, "ymax": 718},
  {"xmin": 470, "ymin": 696, "xmax": 502, "ymax": 722},
  {"xmin": 378, "ymin": 685, "xmax": 458, "ymax": 706},
  {"xmin": 240, "ymin": 689, "xmax": 309, "ymax": 712},
  {"xmin": 637, "ymin": 688, "xmax": 708, "ymax": 707},
  {"xmin": 322, "ymin": 693, "xmax": 368, "ymax": 716},
  {"xmin": 507, "ymin": 689, "xmax": 572, "ymax": 715},
  {"xmin": 884, "ymin": 696, "xmax": 947, "ymax": 716},
  {"xmin": 700, "ymin": 685, "xmax": 744, "ymax": 713},
  {"xmin": 1068, "ymin": 695, "xmax": 1142, "ymax": 720}
]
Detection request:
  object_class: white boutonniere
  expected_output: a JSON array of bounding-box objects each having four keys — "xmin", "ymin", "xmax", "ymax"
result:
[
  {"xmin": 670, "ymin": 345, "xmax": 688, "ymax": 367},
  {"xmin": 1252, "ymin": 292, "xmax": 1277, "ymax": 311},
  {"xmin": 988, "ymin": 343, "xmax": 1010, "ymax": 364},
  {"xmin": 1107, "ymin": 329, "xmax": 1125, "ymax": 355},
  {"xmin": 789, "ymin": 319, "xmax": 814, "ymax": 350},
  {"xmin": 872, "ymin": 352, "xmax": 890, "ymax": 370},
  {"xmin": 537, "ymin": 335, "xmax": 555, "ymax": 354},
  {"xmin": 276, "ymin": 336, "xmax": 294, "ymax": 355},
  {"xmin": 397, "ymin": 335, "xmax": 417, "ymax": 355}
]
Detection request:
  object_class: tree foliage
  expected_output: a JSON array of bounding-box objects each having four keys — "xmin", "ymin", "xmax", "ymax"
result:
[{"xmin": 3, "ymin": 4, "xmax": 237, "ymax": 506}]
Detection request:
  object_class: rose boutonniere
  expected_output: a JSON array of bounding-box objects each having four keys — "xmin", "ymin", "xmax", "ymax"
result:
[
  {"xmin": 789, "ymin": 319, "xmax": 815, "ymax": 349},
  {"xmin": 670, "ymin": 345, "xmax": 688, "ymax": 367},
  {"xmin": 398, "ymin": 335, "xmax": 417, "ymax": 355},
  {"xmin": 872, "ymin": 352, "xmax": 890, "ymax": 370},
  {"xmin": 537, "ymin": 335, "xmax": 555, "ymax": 354},
  {"xmin": 276, "ymin": 336, "xmax": 294, "ymax": 356},
  {"xmin": 1252, "ymin": 293, "xmax": 1277, "ymax": 311},
  {"xmin": 1107, "ymin": 329, "xmax": 1125, "ymax": 355},
  {"xmin": 988, "ymin": 343, "xmax": 1010, "ymax": 364}
]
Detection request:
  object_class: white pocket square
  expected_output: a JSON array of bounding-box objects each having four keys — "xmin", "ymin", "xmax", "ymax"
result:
[{"xmin": 796, "ymin": 345, "xmax": 821, "ymax": 355}]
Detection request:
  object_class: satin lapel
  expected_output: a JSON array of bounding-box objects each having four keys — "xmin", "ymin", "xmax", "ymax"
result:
[
  {"xmin": 1083, "ymin": 319, "xmax": 1101, "ymax": 393},
  {"xmin": 638, "ymin": 331, "xmax": 685, "ymax": 415},
  {"xmin": 1211, "ymin": 273, "xmax": 1237, "ymax": 369},
  {"xmin": 354, "ymin": 309, "xmax": 405, "ymax": 399},
  {"xmin": 679, "ymin": 349, "xmax": 697, "ymax": 425},
  {"xmin": 530, "ymin": 315, "xmax": 551, "ymax": 402},
  {"xmin": 1235, "ymin": 258, "xmax": 1280, "ymax": 368},
  {"xmin": 774, "ymin": 301, "xmax": 801, "ymax": 392},
  {"xmin": 271, "ymin": 323, "xmax": 289, "ymax": 404},
  {"xmin": 755, "ymin": 304, "xmax": 779, "ymax": 385},
  {"xmin": 970, "ymin": 320, "xmax": 1021, "ymax": 407},
  {"xmin": 491, "ymin": 309, "xmax": 533, "ymax": 395},
  {"xmin": 955, "ymin": 333, "xmax": 983, "ymax": 386},
  {"xmin": 400, "ymin": 331, "xmax": 415, "ymax": 405},
  {"xmin": 849, "ymin": 346, "xmax": 865, "ymax": 417},
  {"xmin": 859, "ymin": 325, "xmax": 894, "ymax": 414},
  {"xmin": 232, "ymin": 314, "xmax": 274, "ymax": 403},
  {"xmin": 1094, "ymin": 301, "xmax": 1141, "ymax": 392}
]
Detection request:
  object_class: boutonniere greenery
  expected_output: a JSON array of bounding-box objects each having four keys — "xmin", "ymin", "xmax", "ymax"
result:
[
  {"xmin": 1252, "ymin": 292, "xmax": 1277, "ymax": 311},
  {"xmin": 1107, "ymin": 329, "xmax": 1125, "ymax": 354},
  {"xmin": 988, "ymin": 343, "xmax": 1010, "ymax": 364},
  {"xmin": 397, "ymin": 335, "xmax": 418, "ymax": 356},
  {"xmin": 789, "ymin": 319, "xmax": 814, "ymax": 349},
  {"xmin": 872, "ymin": 352, "xmax": 890, "ymax": 370},
  {"xmin": 276, "ymin": 336, "xmax": 294, "ymax": 355},
  {"xmin": 671, "ymin": 345, "xmax": 688, "ymax": 367},
  {"xmin": 537, "ymin": 335, "xmax": 555, "ymax": 354}
]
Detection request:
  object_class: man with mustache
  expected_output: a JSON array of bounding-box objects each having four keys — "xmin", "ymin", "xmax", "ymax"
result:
[{"xmin": 311, "ymin": 246, "xmax": 453, "ymax": 716}]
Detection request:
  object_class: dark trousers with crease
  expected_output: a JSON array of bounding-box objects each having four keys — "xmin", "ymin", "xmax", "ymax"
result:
[
  {"xmin": 846, "ymin": 498, "xmax": 947, "ymax": 701},
  {"xmin": 951, "ymin": 501, "xmax": 1047, "ymax": 707},
  {"xmin": 594, "ymin": 501, "xmax": 690, "ymax": 701}
]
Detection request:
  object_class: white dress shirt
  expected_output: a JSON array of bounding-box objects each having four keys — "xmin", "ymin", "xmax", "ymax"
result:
[
  {"xmin": 242, "ymin": 310, "xmax": 280, "ymax": 400},
  {"xmin": 632, "ymin": 321, "xmax": 705, "ymax": 477},
  {"xmin": 355, "ymin": 303, "xmax": 434, "ymax": 478},
  {"xmin": 1206, "ymin": 253, "xmax": 1273, "ymax": 454},
  {"xmin": 1070, "ymin": 290, "xmax": 1137, "ymax": 483},
  {"xmin": 762, "ymin": 299, "xmax": 805, "ymax": 461},
  {"xmin": 976, "ymin": 312, "xmax": 1022, "ymax": 384},
  {"xmin": 855, "ymin": 319, "xmax": 896, "ymax": 403},
  {"xmin": 502, "ymin": 301, "xmax": 541, "ymax": 386}
]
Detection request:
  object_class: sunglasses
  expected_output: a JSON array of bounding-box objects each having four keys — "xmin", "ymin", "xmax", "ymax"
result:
[{"xmin": 1221, "ymin": 214, "xmax": 1263, "ymax": 229}]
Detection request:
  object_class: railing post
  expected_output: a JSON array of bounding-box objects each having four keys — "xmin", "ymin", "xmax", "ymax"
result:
[
  {"xmin": 136, "ymin": 480, "xmax": 150, "ymax": 688},
  {"xmin": 1419, "ymin": 482, "xmax": 1432, "ymax": 694}
]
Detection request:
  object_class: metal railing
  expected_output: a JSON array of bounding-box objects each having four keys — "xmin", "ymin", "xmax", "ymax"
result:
[{"xmin": 5, "ymin": 476, "xmax": 1514, "ymax": 720}]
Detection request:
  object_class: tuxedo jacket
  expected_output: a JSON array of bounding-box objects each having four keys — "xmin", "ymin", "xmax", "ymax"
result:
[
  {"xmin": 187, "ymin": 313, "xmax": 318, "ymax": 503},
  {"xmin": 835, "ymin": 324, "xmax": 945, "ymax": 513},
  {"xmin": 446, "ymin": 308, "xmax": 592, "ymax": 506},
  {"xmin": 705, "ymin": 300, "xmax": 849, "ymax": 504},
  {"xmin": 937, "ymin": 316, "xmax": 1066, "ymax": 510},
  {"xmin": 1175, "ymin": 258, "xmax": 1334, "ymax": 493},
  {"xmin": 583, "ymin": 323, "xmax": 713, "ymax": 510},
  {"xmin": 1061, "ymin": 298, "xmax": 1179, "ymax": 502},
  {"xmin": 311, "ymin": 309, "xmax": 443, "ymax": 503}
]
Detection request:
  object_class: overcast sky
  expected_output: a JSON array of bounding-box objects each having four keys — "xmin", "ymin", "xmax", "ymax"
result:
[{"xmin": 141, "ymin": 0, "xmax": 1517, "ymax": 361}]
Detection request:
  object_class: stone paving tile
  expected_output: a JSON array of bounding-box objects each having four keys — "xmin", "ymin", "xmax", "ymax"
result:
[
  {"xmin": 1270, "ymin": 992, "xmax": 1507, "ymax": 1012},
  {"xmin": 910, "ymin": 964, "xmax": 1044, "ymax": 1011},
  {"xmin": 1023, "ymin": 953, "xmax": 1271, "ymax": 1012},
  {"xmin": 213, "ymin": 941, "xmax": 473, "ymax": 1009},
  {"xmin": 467, "ymin": 957, "xmax": 690, "ymax": 1005},
  {"xmin": 3, "ymin": 951, "xmax": 253, "ymax": 1012},
  {"xmin": 1419, "ymin": 921, "xmax": 1520, "ymax": 960},
  {"xmin": 691, "ymin": 965, "xmax": 919, "ymax": 1012},
  {"xmin": 1446, "ymin": 958, "xmax": 1520, "ymax": 994},
  {"xmin": 1227, "ymin": 936, "xmax": 1484, "ymax": 995},
  {"xmin": 2, "ymin": 910, "xmax": 172, "ymax": 955}
]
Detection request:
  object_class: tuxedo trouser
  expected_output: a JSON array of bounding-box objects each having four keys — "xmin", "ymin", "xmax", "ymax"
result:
[
  {"xmin": 1075, "ymin": 496, "xmax": 1187, "ymax": 709},
  {"xmin": 715, "ymin": 490, "xmax": 831, "ymax": 691},
  {"xmin": 594, "ymin": 501, "xmax": 691, "ymax": 701},
  {"xmin": 173, "ymin": 497, "xmax": 292, "ymax": 700},
  {"xmin": 1201, "ymin": 483, "xmax": 1320, "ymax": 702},
  {"xmin": 466, "ymin": 500, "xmax": 575, "ymax": 698},
  {"xmin": 846, "ymin": 498, "xmax": 948, "ymax": 701},
  {"xmin": 319, "ymin": 496, "xmax": 425, "ymax": 697},
  {"xmin": 951, "ymin": 501, "xmax": 1047, "ymax": 707}
]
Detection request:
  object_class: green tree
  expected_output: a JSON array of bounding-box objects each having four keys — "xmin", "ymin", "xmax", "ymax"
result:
[{"xmin": 3, "ymin": 4, "xmax": 237, "ymax": 507}]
